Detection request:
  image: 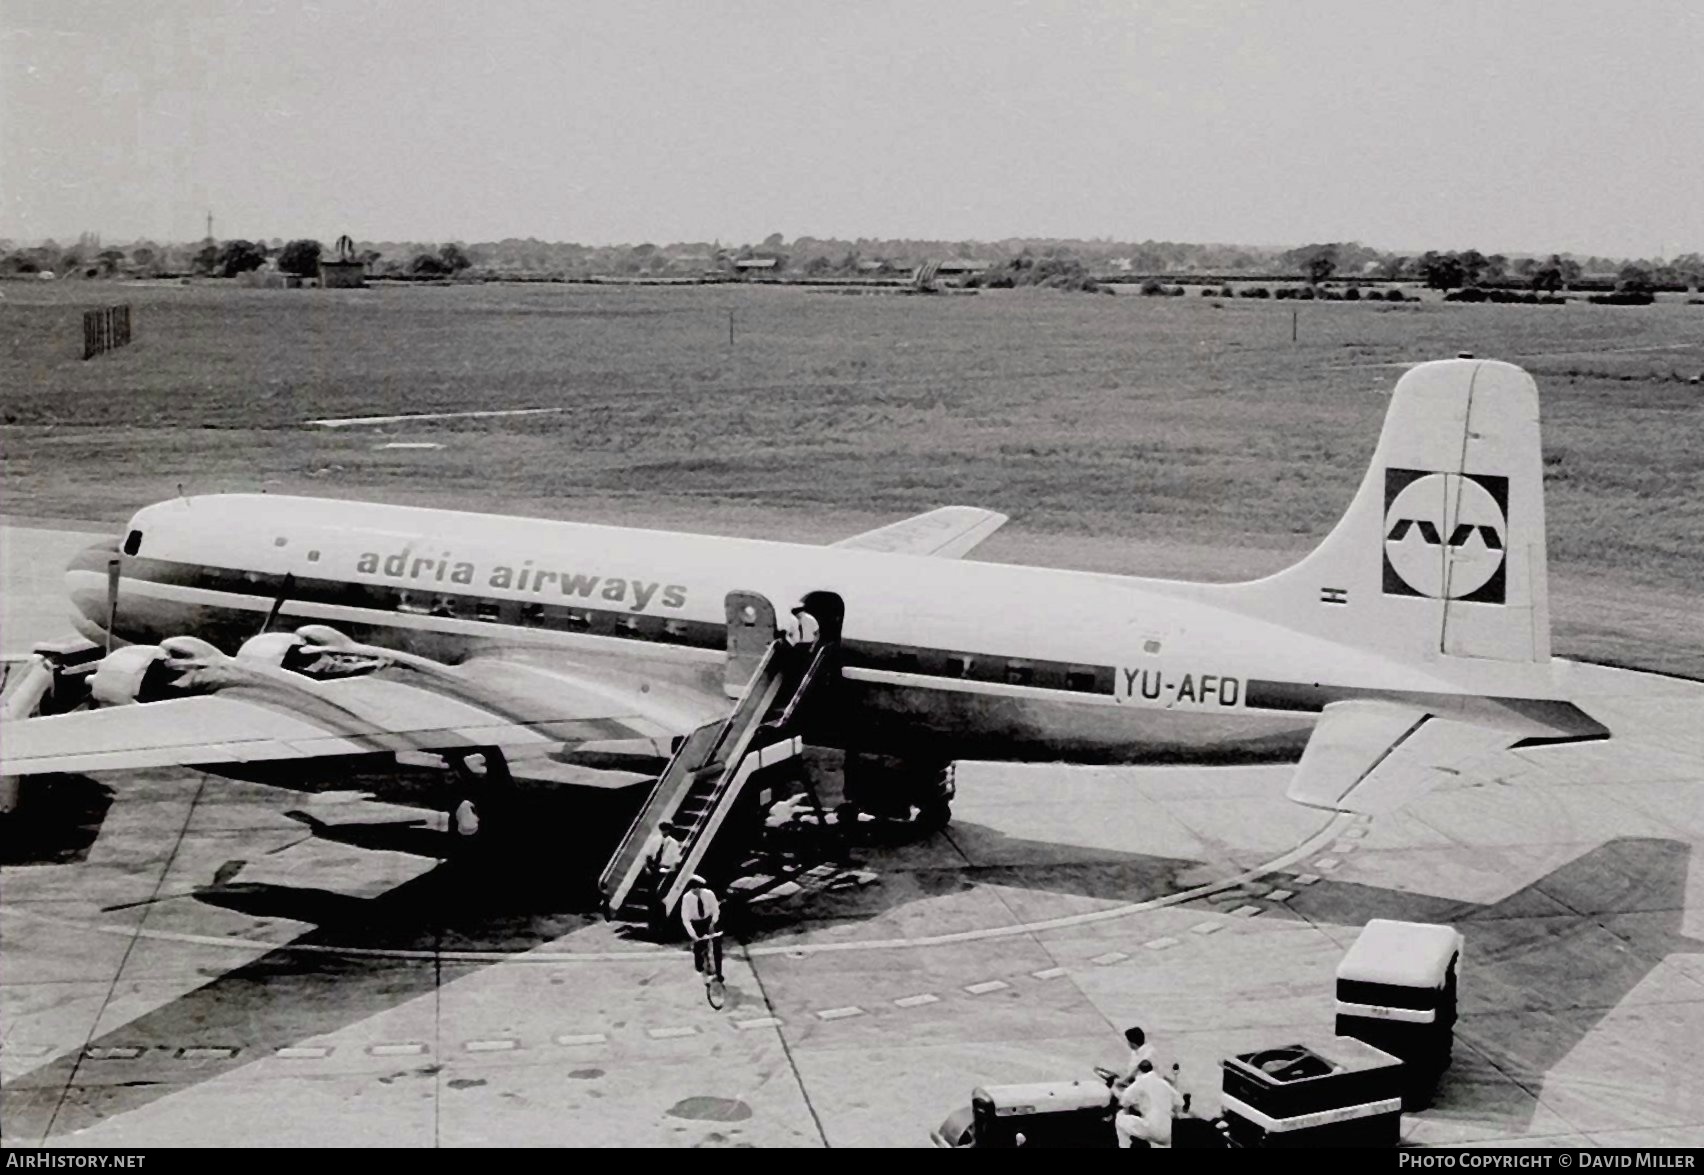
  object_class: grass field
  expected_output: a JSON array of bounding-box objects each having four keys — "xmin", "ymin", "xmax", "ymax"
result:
[{"xmin": 3, "ymin": 280, "xmax": 1701, "ymax": 673}]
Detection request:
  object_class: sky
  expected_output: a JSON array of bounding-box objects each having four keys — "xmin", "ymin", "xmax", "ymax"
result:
[{"xmin": 2, "ymin": 0, "xmax": 1700, "ymax": 256}]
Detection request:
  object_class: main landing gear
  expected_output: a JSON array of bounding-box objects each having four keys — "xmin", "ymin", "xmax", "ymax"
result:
[{"xmin": 836, "ymin": 752, "xmax": 955, "ymax": 839}]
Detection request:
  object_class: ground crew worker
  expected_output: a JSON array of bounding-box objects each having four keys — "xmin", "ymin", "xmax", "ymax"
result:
[
  {"xmin": 783, "ymin": 606, "xmax": 820, "ymax": 648},
  {"xmin": 1114, "ymin": 1059, "xmax": 1187, "ymax": 1149},
  {"xmin": 642, "ymin": 823, "xmax": 686, "ymax": 928},
  {"xmin": 1113, "ymin": 1025, "xmax": 1156, "ymax": 1091},
  {"xmin": 650, "ymin": 822, "xmax": 685, "ymax": 876},
  {"xmin": 680, "ymin": 875, "xmax": 723, "ymax": 983},
  {"xmin": 452, "ymin": 798, "xmax": 481, "ymax": 839}
]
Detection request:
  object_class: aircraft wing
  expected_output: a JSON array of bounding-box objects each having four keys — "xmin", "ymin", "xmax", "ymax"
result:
[
  {"xmin": 0, "ymin": 656, "xmax": 719, "ymax": 780},
  {"xmin": 832, "ymin": 506, "xmax": 1007, "ymax": 558},
  {"xmin": 1285, "ymin": 701, "xmax": 1523, "ymax": 815}
]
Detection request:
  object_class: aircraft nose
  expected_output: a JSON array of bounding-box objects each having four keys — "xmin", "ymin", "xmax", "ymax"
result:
[{"xmin": 65, "ymin": 537, "xmax": 121, "ymax": 645}]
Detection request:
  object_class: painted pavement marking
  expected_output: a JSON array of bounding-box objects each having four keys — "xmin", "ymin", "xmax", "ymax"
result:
[
  {"xmin": 894, "ymin": 993, "xmax": 941, "ymax": 1008},
  {"xmin": 177, "ymin": 1046, "xmax": 239, "ymax": 1060},
  {"xmin": 734, "ymin": 1017, "xmax": 784, "ymax": 1030},
  {"xmin": 1031, "ymin": 967, "xmax": 1069, "ymax": 980},
  {"xmin": 1092, "ymin": 951, "xmax": 1130, "ymax": 966},
  {"xmin": 554, "ymin": 1033, "xmax": 608, "ymax": 1046},
  {"xmin": 964, "ymin": 980, "xmax": 1010, "ymax": 995},
  {"xmin": 816, "ymin": 1006, "xmax": 865, "ymax": 1021},
  {"xmin": 84, "ymin": 1046, "xmax": 142, "ymax": 1061},
  {"xmin": 276, "ymin": 1046, "xmax": 333, "ymax": 1059},
  {"xmin": 463, "ymin": 1038, "xmax": 519, "ymax": 1053},
  {"xmin": 367, "ymin": 1043, "xmax": 427, "ymax": 1057},
  {"xmin": 309, "ymin": 407, "xmax": 565, "ymax": 428},
  {"xmin": 646, "ymin": 1026, "xmax": 700, "ymax": 1040},
  {"xmin": 1144, "ymin": 937, "xmax": 1180, "ymax": 950},
  {"xmin": 1190, "ymin": 922, "xmax": 1223, "ymax": 936}
]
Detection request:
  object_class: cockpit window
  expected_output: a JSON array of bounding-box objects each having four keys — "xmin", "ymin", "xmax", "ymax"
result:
[{"xmin": 122, "ymin": 529, "xmax": 143, "ymax": 556}]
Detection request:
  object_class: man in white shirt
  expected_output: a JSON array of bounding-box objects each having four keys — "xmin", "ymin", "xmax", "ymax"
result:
[
  {"xmin": 680, "ymin": 875, "xmax": 723, "ymax": 984},
  {"xmin": 1115, "ymin": 1060, "xmax": 1187, "ymax": 1149},
  {"xmin": 1116, "ymin": 1026, "xmax": 1156, "ymax": 1088},
  {"xmin": 638, "ymin": 823, "xmax": 686, "ymax": 929},
  {"xmin": 782, "ymin": 606, "xmax": 821, "ymax": 648}
]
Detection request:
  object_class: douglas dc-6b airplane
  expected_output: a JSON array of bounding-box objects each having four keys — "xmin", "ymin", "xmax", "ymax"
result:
[{"xmin": 0, "ymin": 359, "xmax": 1609, "ymax": 910}]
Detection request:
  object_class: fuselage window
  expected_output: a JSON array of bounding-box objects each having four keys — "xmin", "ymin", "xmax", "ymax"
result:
[
  {"xmin": 945, "ymin": 654, "xmax": 972, "ymax": 679},
  {"xmin": 274, "ymin": 536, "xmax": 288, "ymax": 547},
  {"xmin": 122, "ymin": 530, "xmax": 143, "ymax": 556},
  {"xmin": 566, "ymin": 610, "xmax": 592, "ymax": 631},
  {"xmin": 307, "ymin": 550, "xmax": 321, "ymax": 563},
  {"xmin": 522, "ymin": 603, "xmax": 546, "ymax": 624},
  {"xmin": 1005, "ymin": 661, "xmax": 1034, "ymax": 686},
  {"xmin": 475, "ymin": 600, "xmax": 502, "ymax": 622},
  {"xmin": 1066, "ymin": 667, "xmax": 1099, "ymax": 692}
]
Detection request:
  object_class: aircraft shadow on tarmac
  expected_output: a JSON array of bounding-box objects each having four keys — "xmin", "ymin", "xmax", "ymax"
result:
[
  {"xmin": 0, "ymin": 776, "xmax": 113, "ymax": 867},
  {"xmin": 1, "ymin": 815, "xmax": 1696, "ymax": 1143}
]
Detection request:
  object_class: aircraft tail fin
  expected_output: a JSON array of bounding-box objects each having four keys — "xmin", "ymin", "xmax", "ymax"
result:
[{"xmin": 1229, "ymin": 358, "xmax": 1550, "ymax": 666}]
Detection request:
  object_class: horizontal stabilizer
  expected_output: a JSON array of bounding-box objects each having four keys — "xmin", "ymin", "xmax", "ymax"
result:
[{"xmin": 1286, "ymin": 701, "xmax": 1517, "ymax": 815}]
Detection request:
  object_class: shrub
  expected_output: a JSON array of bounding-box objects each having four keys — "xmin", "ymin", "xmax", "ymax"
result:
[
  {"xmin": 1199, "ymin": 286, "xmax": 1215, "ymax": 296},
  {"xmin": 1243, "ymin": 286, "xmax": 1270, "ymax": 299},
  {"xmin": 1587, "ymin": 291, "xmax": 1655, "ymax": 305},
  {"xmin": 1139, "ymin": 277, "xmax": 1165, "ymax": 296},
  {"xmin": 1343, "ymin": 286, "xmax": 1361, "ymax": 301},
  {"xmin": 1220, "ymin": 285, "xmax": 1234, "ymax": 298}
]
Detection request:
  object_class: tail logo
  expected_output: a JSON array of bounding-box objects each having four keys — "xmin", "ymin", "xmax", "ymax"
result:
[{"xmin": 1382, "ymin": 469, "xmax": 1508, "ymax": 603}]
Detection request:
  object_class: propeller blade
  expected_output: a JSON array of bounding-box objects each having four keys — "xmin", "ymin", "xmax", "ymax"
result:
[
  {"xmin": 104, "ymin": 557, "xmax": 121, "ymax": 654},
  {"xmin": 261, "ymin": 573, "xmax": 295, "ymax": 635}
]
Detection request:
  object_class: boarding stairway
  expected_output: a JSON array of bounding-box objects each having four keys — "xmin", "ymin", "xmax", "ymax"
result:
[{"xmin": 599, "ymin": 595, "xmax": 840, "ymax": 922}]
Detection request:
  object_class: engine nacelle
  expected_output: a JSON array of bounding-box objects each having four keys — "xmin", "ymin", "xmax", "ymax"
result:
[
  {"xmin": 88, "ymin": 645, "xmax": 167, "ymax": 706},
  {"xmin": 237, "ymin": 631, "xmax": 309, "ymax": 669},
  {"xmin": 158, "ymin": 635, "xmax": 224, "ymax": 668},
  {"xmin": 295, "ymin": 624, "xmax": 357, "ymax": 651}
]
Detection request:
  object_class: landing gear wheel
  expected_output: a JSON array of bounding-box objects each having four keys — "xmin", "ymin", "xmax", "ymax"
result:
[{"xmin": 916, "ymin": 799, "xmax": 951, "ymax": 833}]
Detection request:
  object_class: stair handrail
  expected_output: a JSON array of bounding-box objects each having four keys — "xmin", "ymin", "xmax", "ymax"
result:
[
  {"xmin": 597, "ymin": 641, "xmax": 785, "ymax": 911},
  {"xmin": 766, "ymin": 636, "xmax": 837, "ymax": 733}
]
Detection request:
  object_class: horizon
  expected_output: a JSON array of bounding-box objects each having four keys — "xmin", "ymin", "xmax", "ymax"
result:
[
  {"xmin": 0, "ymin": 231, "xmax": 1682, "ymax": 268},
  {"xmin": 4, "ymin": 1, "xmax": 1701, "ymax": 257}
]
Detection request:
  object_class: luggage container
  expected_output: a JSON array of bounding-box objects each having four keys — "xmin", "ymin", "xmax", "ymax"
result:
[
  {"xmin": 1335, "ymin": 918, "xmax": 1463, "ymax": 1107},
  {"xmin": 1220, "ymin": 1037, "xmax": 1403, "ymax": 1147}
]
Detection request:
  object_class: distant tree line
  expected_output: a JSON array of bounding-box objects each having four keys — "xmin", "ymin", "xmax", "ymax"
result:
[{"xmin": 2, "ymin": 233, "xmax": 1700, "ymax": 294}]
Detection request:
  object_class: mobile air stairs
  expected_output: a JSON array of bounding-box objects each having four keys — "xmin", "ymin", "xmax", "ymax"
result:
[{"xmin": 598, "ymin": 590, "xmax": 842, "ymax": 924}]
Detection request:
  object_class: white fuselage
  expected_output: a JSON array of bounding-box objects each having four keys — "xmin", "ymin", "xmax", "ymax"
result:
[{"xmin": 66, "ymin": 494, "xmax": 1558, "ymax": 764}]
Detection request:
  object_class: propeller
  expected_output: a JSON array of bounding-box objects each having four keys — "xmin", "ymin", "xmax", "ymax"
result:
[
  {"xmin": 104, "ymin": 557, "xmax": 121, "ymax": 654},
  {"xmin": 260, "ymin": 572, "xmax": 295, "ymax": 635}
]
